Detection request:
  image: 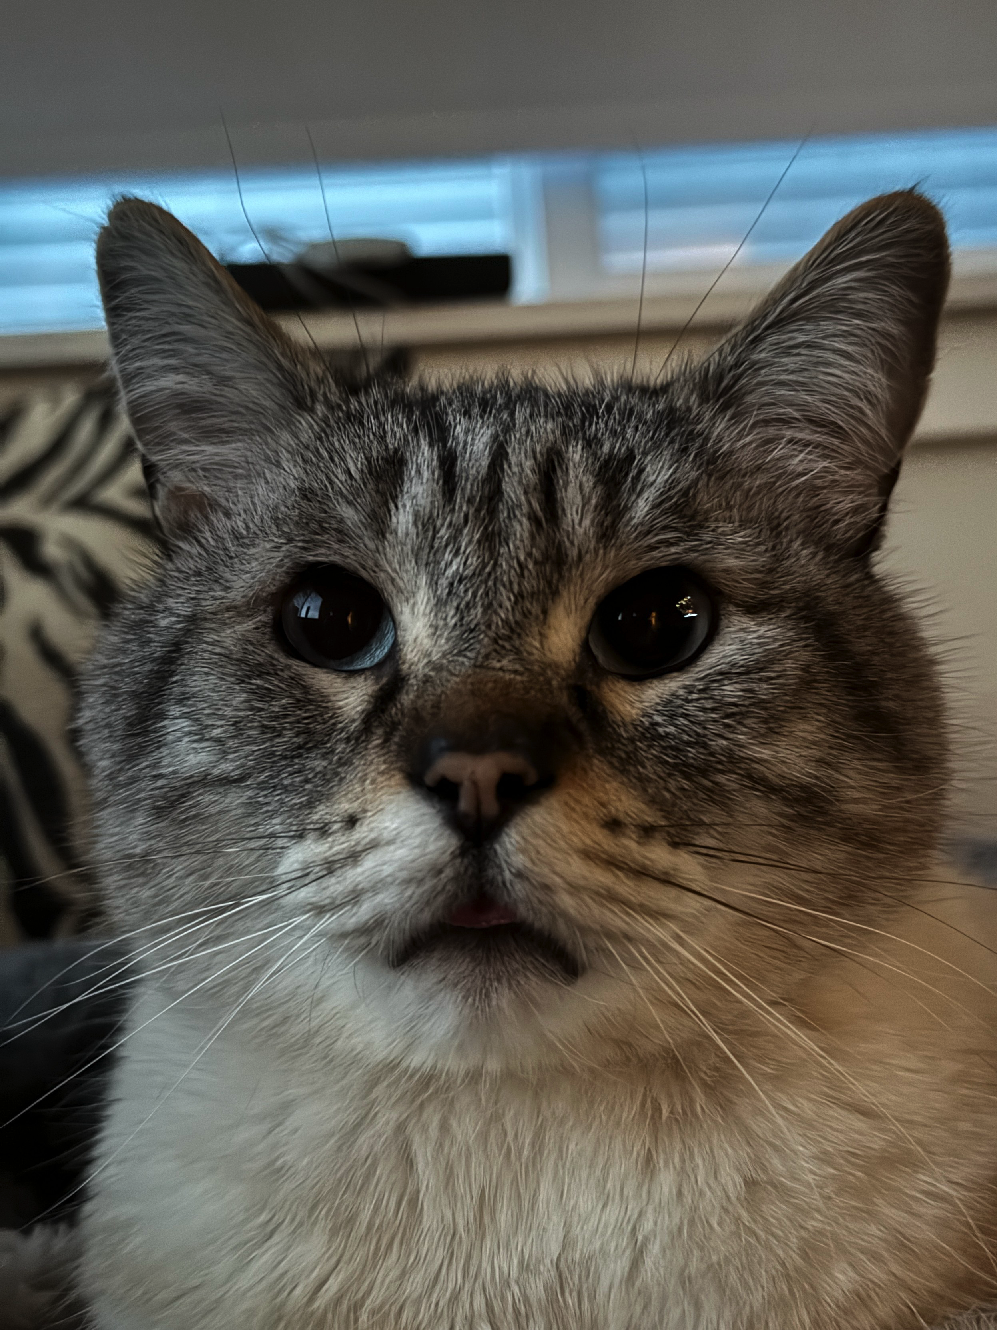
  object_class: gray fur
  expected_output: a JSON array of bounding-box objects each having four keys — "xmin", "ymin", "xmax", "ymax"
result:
[{"xmin": 73, "ymin": 192, "xmax": 997, "ymax": 1329}]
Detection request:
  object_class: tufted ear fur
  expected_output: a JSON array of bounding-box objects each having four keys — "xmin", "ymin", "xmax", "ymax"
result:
[
  {"xmin": 695, "ymin": 190, "xmax": 950, "ymax": 555},
  {"xmin": 97, "ymin": 198, "xmax": 323, "ymax": 536}
]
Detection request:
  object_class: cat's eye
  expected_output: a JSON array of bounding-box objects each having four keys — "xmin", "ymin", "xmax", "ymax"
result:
[
  {"xmin": 279, "ymin": 565, "xmax": 396, "ymax": 672},
  {"xmin": 588, "ymin": 566, "xmax": 715, "ymax": 679}
]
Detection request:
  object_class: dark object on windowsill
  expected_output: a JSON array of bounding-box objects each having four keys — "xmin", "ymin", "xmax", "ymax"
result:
[{"xmin": 227, "ymin": 252, "xmax": 512, "ymax": 311}]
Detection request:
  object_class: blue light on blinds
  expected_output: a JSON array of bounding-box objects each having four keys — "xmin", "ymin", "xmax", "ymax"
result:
[
  {"xmin": 2, "ymin": 126, "xmax": 997, "ymax": 335},
  {"xmin": 0, "ymin": 158, "xmax": 517, "ymax": 334},
  {"xmin": 596, "ymin": 126, "xmax": 997, "ymax": 273}
]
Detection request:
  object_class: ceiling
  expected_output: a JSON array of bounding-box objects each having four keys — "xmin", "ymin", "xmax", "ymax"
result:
[{"xmin": 3, "ymin": 0, "xmax": 997, "ymax": 178}]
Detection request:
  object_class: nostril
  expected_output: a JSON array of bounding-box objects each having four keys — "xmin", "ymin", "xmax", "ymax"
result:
[
  {"xmin": 495, "ymin": 771, "xmax": 543, "ymax": 804},
  {"xmin": 431, "ymin": 776, "xmax": 462, "ymax": 806}
]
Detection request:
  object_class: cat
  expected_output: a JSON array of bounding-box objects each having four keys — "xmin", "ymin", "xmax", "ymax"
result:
[{"xmin": 73, "ymin": 188, "xmax": 997, "ymax": 1329}]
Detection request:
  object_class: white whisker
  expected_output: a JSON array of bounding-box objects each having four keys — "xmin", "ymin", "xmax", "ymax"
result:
[
  {"xmin": 0, "ymin": 914, "xmax": 311, "ymax": 1132},
  {"xmin": 31, "ymin": 920, "xmax": 331, "ymax": 1224}
]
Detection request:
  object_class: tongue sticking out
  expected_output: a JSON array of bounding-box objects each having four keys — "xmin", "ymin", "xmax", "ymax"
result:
[{"xmin": 446, "ymin": 894, "xmax": 519, "ymax": 929}]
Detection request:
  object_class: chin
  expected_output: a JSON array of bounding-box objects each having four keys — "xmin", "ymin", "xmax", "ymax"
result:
[
  {"xmin": 392, "ymin": 917, "xmax": 581, "ymax": 1002},
  {"xmin": 339, "ymin": 922, "xmax": 611, "ymax": 1074}
]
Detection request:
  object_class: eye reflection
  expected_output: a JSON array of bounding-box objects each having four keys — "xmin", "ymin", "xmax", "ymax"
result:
[{"xmin": 297, "ymin": 592, "xmax": 323, "ymax": 621}]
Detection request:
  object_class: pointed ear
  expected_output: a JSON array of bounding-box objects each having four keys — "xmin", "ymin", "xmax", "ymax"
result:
[
  {"xmin": 97, "ymin": 199, "xmax": 321, "ymax": 535},
  {"xmin": 695, "ymin": 190, "xmax": 949, "ymax": 555}
]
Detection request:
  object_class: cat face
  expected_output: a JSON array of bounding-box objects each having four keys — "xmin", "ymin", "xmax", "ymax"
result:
[{"xmin": 81, "ymin": 192, "xmax": 950, "ymax": 1070}]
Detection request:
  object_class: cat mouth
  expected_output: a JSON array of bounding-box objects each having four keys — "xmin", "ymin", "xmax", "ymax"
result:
[{"xmin": 391, "ymin": 892, "xmax": 581, "ymax": 985}]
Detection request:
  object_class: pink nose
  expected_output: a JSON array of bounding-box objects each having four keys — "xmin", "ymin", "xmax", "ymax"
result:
[{"xmin": 423, "ymin": 750, "xmax": 539, "ymax": 829}]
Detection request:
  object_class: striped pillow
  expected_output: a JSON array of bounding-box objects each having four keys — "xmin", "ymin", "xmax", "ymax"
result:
[{"xmin": 0, "ymin": 385, "xmax": 159, "ymax": 943}]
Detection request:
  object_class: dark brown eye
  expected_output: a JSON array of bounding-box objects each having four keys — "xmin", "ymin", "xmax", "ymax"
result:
[
  {"xmin": 588, "ymin": 566, "xmax": 715, "ymax": 678},
  {"xmin": 279, "ymin": 565, "xmax": 395, "ymax": 672}
]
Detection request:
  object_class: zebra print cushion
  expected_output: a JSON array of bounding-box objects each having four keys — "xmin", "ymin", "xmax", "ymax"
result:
[{"xmin": 0, "ymin": 385, "xmax": 159, "ymax": 944}]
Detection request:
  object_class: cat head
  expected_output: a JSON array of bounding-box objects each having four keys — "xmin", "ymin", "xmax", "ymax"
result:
[{"xmin": 81, "ymin": 191, "xmax": 949, "ymax": 1072}]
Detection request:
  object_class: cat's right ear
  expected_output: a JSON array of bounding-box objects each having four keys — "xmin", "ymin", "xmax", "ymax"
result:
[
  {"xmin": 97, "ymin": 199, "xmax": 320, "ymax": 537},
  {"xmin": 691, "ymin": 190, "xmax": 949, "ymax": 556}
]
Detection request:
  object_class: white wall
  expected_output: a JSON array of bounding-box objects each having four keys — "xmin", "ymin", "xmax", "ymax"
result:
[
  {"xmin": 2, "ymin": 1, "xmax": 996, "ymax": 177},
  {"xmin": 885, "ymin": 440, "xmax": 997, "ymax": 834}
]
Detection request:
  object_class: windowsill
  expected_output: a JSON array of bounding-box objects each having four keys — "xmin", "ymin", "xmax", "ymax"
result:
[
  {"xmin": 3, "ymin": 272, "xmax": 997, "ymax": 445},
  {"xmin": 5, "ymin": 267, "xmax": 997, "ymax": 369}
]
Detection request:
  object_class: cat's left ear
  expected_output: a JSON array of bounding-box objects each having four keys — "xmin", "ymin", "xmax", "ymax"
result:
[
  {"xmin": 97, "ymin": 198, "xmax": 323, "ymax": 536},
  {"xmin": 695, "ymin": 190, "xmax": 949, "ymax": 555}
]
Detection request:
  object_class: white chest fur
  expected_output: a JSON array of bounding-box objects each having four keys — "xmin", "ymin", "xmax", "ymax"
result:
[{"xmin": 80, "ymin": 951, "xmax": 997, "ymax": 1330}]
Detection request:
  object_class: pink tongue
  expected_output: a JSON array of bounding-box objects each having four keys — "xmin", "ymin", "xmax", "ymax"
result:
[{"xmin": 447, "ymin": 895, "xmax": 518, "ymax": 928}]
